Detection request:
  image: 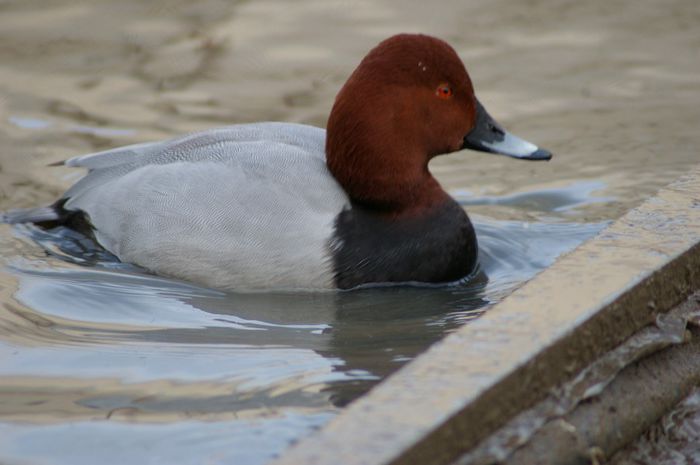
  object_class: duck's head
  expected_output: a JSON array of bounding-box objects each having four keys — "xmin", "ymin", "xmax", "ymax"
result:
[{"xmin": 326, "ymin": 34, "xmax": 551, "ymax": 210}]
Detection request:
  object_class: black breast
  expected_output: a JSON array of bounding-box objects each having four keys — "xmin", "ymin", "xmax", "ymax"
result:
[{"xmin": 331, "ymin": 199, "xmax": 477, "ymax": 289}]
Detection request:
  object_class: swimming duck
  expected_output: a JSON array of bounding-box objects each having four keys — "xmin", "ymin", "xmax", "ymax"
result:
[{"xmin": 3, "ymin": 34, "xmax": 551, "ymax": 291}]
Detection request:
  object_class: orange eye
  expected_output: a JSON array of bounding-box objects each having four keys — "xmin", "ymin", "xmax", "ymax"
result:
[{"xmin": 436, "ymin": 84, "xmax": 453, "ymax": 99}]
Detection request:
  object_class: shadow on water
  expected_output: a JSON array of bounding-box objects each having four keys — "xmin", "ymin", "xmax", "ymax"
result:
[{"xmin": 0, "ymin": 181, "xmax": 609, "ymax": 465}]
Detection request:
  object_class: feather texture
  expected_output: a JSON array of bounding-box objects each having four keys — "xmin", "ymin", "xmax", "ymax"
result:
[{"xmin": 60, "ymin": 122, "xmax": 350, "ymax": 291}]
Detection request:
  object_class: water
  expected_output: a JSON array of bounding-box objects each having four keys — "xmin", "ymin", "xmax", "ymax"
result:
[
  {"xmin": 1, "ymin": 0, "xmax": 699, "ymax": 463},
  {"xmin": 0, "ymin": 185, "xmax": 606, "ymax": 465}
]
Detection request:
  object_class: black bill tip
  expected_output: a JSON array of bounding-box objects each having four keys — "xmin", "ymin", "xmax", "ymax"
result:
[{"xmin": 526, "ymin": 148, "xmax": 553, "ymax": 161}]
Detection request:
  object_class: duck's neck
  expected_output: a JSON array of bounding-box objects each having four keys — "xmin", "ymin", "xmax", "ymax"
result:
[{"xmin": 326, "ymin": 126, "xmax": 448, "ymax": 215}]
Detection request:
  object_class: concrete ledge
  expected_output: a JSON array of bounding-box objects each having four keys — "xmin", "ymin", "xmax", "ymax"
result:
[
  {"xmin": 503, "ymin": 314, "xmax": 700, "ymax": 465},
  {"xmin": 273, "ymin": 166, "xmax": 700, "ymax": 465},
  {"xmin": 460, "ymin": 292, "xmax": 700, "ymax": 464}
]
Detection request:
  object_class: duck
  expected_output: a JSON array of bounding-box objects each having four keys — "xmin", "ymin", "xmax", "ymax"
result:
[{"xmin": 2, "ymin": 34, "xmax": 551, "ymax": 292}]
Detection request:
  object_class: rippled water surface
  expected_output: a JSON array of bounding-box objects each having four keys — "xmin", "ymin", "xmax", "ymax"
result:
[
  {"xmin": 0, "ymin": 183, "xmax": 607, "ymax": 465},
  {"xmin": 1, "ymin": 0, "xmax": 699, "ymax": 464}
]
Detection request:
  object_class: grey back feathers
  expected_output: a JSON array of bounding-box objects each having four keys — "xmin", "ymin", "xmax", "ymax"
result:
[{"xmin": 59, "ymin": 123, "xmax": 350, "ymax": 291}]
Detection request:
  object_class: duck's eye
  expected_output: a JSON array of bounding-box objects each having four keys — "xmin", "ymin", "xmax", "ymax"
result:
[{"xmin": 435, "ymin": 84, "xmax": 453, "ymax": 100}]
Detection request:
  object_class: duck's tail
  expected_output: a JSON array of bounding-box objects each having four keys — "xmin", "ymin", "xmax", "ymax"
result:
[{"xmin": 1, "ymin": 206, "xmax": 63, "ymax": 225}]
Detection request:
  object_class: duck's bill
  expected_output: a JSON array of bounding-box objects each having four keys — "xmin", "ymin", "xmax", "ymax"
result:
[{"xmin": 462, "ymin": 100, "xmax": 552, "ymax": 161}]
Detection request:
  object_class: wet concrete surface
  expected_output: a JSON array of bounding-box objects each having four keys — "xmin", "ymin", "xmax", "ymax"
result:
[
  {"xmin": 482, "ymin": 293, "xmax": 700, "ymax": 465},
  {"xmin": 612, "ymin": 387, "xmax": 700, "ymax": 465}
]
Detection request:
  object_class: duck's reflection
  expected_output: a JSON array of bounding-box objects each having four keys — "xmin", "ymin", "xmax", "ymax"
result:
[
  {"xmin": 9, "ymin": 250, "xmax": 489, "ymax": 412},
  {"xmin": 139, "ymin": 274, "xmax": 489, "ymax": 407}
]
